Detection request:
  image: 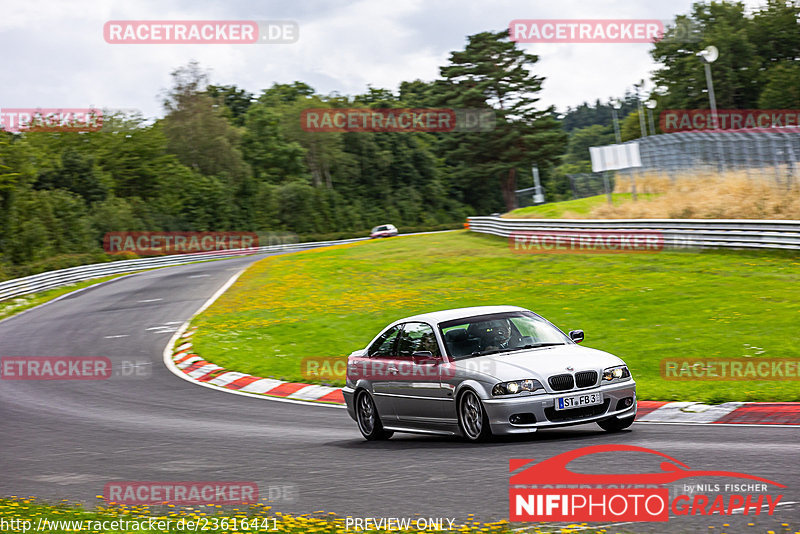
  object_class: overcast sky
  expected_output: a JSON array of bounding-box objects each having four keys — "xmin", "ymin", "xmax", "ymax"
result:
[{"xmin": 1, "ymin": 0, "xmax": 766, "ymax": 120}]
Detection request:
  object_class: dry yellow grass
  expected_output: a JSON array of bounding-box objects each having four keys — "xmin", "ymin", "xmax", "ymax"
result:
[{"xmin": 593, "ymin": 169, "xmax": 800, "ymax": 219}]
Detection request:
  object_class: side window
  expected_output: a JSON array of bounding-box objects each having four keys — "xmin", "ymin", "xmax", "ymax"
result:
[
  {"xmin": 368, "ymin": 326, "xmax": 400, "ymax": 357},
  {"xmin": 397, "ymin": 322, "xmax": 441, "ymax": 357}
]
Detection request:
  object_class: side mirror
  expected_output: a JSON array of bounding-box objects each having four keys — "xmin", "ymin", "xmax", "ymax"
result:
[
  {"xmin": 569, "ymin": 330, "xmax": 584, "ymax": 343},
  {"xmin": 412, "ymin": 350, "xmax": 437, "ymax": 363}
]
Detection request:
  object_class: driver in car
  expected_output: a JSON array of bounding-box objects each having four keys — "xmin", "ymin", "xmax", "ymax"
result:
[{"xmin": 483, "ymin": 319, "xmax": 517, "ymax": 351}]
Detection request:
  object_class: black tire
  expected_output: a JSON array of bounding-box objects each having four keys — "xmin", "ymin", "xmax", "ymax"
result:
[
  {"xmin": 597, "ymin": 415, "xmax": 634, "ymax": 432},
  {"xmin": 355, "ymin": 390, "xmax": 393, "ymax": 441},
  {"xmin": 457, "ymin": 389, "xmax": 492, "ymax": 442}
]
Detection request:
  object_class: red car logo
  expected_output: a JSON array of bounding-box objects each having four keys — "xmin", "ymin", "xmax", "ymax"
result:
[{"xmin": 510, "ymin": 444, "xmax": 785, "ymax": 487}]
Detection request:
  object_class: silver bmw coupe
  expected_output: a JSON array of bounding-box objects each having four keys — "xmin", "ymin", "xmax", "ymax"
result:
[{"xmin": 343, "ymin": 306, "xmax": 637, "ymax": 441}]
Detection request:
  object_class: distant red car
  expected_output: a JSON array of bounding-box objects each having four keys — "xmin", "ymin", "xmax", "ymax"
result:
[{"xmin": 370, "ymin": 224, "xmax": 398, "ymax": 238}]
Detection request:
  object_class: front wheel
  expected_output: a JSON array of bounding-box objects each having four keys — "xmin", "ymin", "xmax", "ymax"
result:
[
  {"xmin": 597, "ymin": 415, "xmax": 634, "ymax": 432},
  {"xmin": 355, "ymin": 390, "xmax": 393, "ymax": 440},
  {"xmin": 457, "ymin": 389, "xmax": 492, "ymax": 442}
]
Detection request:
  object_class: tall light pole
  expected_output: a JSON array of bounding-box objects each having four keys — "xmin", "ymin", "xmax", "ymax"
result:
[
  {"xmin": 646, "ymin": 99, "xmax": 658, "ymax": 136},
  {"xmin": 634, "ymin": 80, "xmax": 648, "ymax": 138},
  {"xmin": 531, "ymin": 164, "xmax": 545, "ymax": 204},
  {"xmin": 697, "ymin": 45, "xmax": 719, "ymax": 129},
  {"xmin": 610, "ymin": 98, "xmax": 622, "ymax": 144}
]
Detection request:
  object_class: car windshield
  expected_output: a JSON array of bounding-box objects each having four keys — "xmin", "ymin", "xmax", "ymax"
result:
[{"xmin": 439, "ymin": 311, "xmax": 569, "ymax": 360}]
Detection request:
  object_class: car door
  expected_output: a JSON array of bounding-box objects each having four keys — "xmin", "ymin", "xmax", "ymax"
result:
[
  {"xmin": 357, "ymin": 324, "xmax": 401, "ymax": 421},
  {"xmin": 390, "ymin": 322, "xmax": 452, "ymax": 425}
]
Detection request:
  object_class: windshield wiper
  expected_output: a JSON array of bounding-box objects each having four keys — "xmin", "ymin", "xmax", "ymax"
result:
[
  {"xmin": 515, "ymin": 342, "xmax": 566, "ymax": 350},
  {"xmin": 470, "ymin": 348, "xmax": 514, "ymax": 357}
]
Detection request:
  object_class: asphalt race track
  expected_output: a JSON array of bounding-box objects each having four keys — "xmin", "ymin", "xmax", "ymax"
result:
[{"xmin": 1, "ymin": 253, "xmax": 798, "ymax": 533}]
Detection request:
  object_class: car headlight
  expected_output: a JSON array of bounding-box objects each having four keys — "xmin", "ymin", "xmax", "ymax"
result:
[
  {"xmin": 492, "ymin": 379, "xmax": 544, "ymax": 396},
  {"xmin": 602, "ymin": 365, "xmax": 631, "ymax": 382}
]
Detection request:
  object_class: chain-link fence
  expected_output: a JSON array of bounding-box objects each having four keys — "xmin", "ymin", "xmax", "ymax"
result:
[
  {"xmin": 517, "ymin": 128, "xmax": 800, "ymax": 208},
  {"xmin": 515, "ymin": 173, "xmax": 617, "ymax": 206},
  {"xmin": 565, "ymin": 172, "xmax": 615, "ymax": 199},
  {"xmin": 622, "ymin": 128, "xmax": 800, "ymax": 186}
]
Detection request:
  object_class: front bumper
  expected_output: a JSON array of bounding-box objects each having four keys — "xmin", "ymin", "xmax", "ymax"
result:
[
  {"xmin": 342, "ymin": 386, "xmax": 356, "ymax": 421},
  {"xmin": 482, "ymin": 381, "xmax": 636, "ymax": 434}
]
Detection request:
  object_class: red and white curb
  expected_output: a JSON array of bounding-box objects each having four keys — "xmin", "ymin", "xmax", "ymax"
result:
[
  {"xmin": 169, "ymin": 335, "xmax": 800, "ymax": 423},
  {"xmin": 636, "ymin": 400, "xmax": 800, "ymax": 426},
  {"xmin": 170, "ymin": 329, "xmax": 343, "ymax": 405}
]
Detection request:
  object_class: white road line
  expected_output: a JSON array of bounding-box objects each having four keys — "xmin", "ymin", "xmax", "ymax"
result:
[
  {"xmin": 137, "ymin": 298, "xmax": 162, "ymax": 303},
  {"xmin": 104, "ymin": 334, "xmax": 129, "ymax": 339}
]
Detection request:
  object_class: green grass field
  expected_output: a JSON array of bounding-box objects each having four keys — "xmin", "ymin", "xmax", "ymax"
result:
[
  {"xmin": 190, "ymin": 231, "xmax": 800, "ymax": 403},
  {"xmin": 505, "ymin": 193, "xmax": 657, "ymax": 218}
]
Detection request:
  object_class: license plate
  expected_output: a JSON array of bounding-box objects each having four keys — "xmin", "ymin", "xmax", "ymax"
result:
[{"xmin": 556, "ymin": 392, "xmax": 603, "ymax": 411}]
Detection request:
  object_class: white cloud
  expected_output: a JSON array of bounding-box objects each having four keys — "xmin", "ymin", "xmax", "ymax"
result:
[{"xmin": 0, "ymin": 0, "xmax": 769, "ymax": 119}]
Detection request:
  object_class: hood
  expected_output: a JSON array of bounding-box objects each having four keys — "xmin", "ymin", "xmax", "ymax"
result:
[{"xmin": 451, "ymin": 344, "xmax": 626, "ymax": 382}]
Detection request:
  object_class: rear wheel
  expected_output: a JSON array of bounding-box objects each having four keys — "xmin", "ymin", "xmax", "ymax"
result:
[
  {"xmin": 355, "ymin": 390, "xmax": 393, "ymax": 440},
  {"xmin": 597, "ymin": 415, "xmax": 634, "ymax": 432},
  {"xmin": 457, "ymin": 389, "xmax": 492, "ymax": 442}
]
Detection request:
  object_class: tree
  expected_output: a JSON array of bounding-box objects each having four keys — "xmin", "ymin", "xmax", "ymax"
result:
[
  {"xmin": 162, "ymin": 62, "xmax": 250, "ymax": 184},
  {"xmin": 651, "ymin": 1, "xmax": 800, "ymax": 112},
  {"xmin": 241, "ymin": 103, "xmax": 306, "ymax": 184},
  {"xmin": 437, "ymin": 30, "xmax": 567, "ymax": 212},
  {"xmin": 206, "ymin": 84, "xmax": 254, "ymax": 126},
  {"xmin": 563, "ymin": 125, "xmax": 615, "ymax": 167},
  {"xmin": 748, "ymin": 0, "xmax": 800, "ymax": 72},
  {"xmin": 620, "ymin": 111, "xmax": 646, "ymax": 142},
  {"xmin": 560, "ymin": 92, "xmax": 638, "ymax": 133},
  {"xmin": 758, "ymin": 62, "xmax": 800, "ymax": 109},
  {"xmin": 258, "ymin": 82, "xmax": 315, "ymax": 106},
  {"xmin": 34, "ymin": 148, "xmax": 109, "ymax": 203}
]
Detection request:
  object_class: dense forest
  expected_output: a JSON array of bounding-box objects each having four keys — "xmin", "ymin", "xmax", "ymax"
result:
[{"xmin": 1, "ymin": 1, "xmax": 799, "ymax": 279}]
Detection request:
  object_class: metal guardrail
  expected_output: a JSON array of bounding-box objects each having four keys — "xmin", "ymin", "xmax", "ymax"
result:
[
  {"xmin": 5, "ymin": 219, "xmax": 796, "ymax": 302},
  {"xmin": 467, "ymin": 217, "xmax": 800, "ymax": 251},
  {"xmin": 0, "ymin": 238, "xmax": 367, "ymax": 302}
]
